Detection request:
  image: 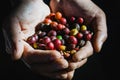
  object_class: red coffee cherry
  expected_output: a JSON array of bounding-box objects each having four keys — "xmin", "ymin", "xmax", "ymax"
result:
[
  {"xmin": 43, "ymin": 36, "xmax": 51, "ymax": 44},
  {"xmin": 43, "ymin": 18, "xmax": 52, "ymax": 25},
  {"xmin": 27, "ymin": 36, "xmax": 36, "ymax": 44},
  {"xmin": 77, "ymin": 17, "xmax": 84, "ymax": 24},
  {"xmin": 50, "ymin": 21, "xmax": 58, "ymax": 29},
  {"xmin": 76, "ymin": 32, "xmax": 83, "ymax": 39},
  {"xmin": 84, "ymin": 33, "xmax": 92, "ymax": 41},
  {"xmin": 70, "ymin": 16, "xmax": 76, "ymax": 23},
  {"xmin": 48, "ymin": 30, "xmax": 57, "ymax": 36},
  {"xmin": 68, "ymin": 36, "xmax": 78, "ymax": 44},
  {"xmin": 62, "ymin": 28, "xmax": 70, "ymax": 35},
  {"xmin": 59, "ymin": 17, "xmax": 67, "ymax": 25},
  {"xmin": 57, "ymin": 24, "xmax": 65, "ymax": 30},
  {"xmin": 46, "ymin": 42, "xmax": 55, "ymax": 50},
  {"xmin": 53, "ymin": 39, "xmax": 62, "ymax": 49}
]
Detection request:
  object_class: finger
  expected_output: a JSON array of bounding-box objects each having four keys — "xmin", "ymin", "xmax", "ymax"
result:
[
  {"xmin": 93, "ymin": 11, "xmax": 108, "ymax": 53},
  {"xmin": 31, "ymin": 58, "xmax": 68, "ymax": 73},
  {"xmin": 23, "ymin": 50, "xmax": 64, "ymax": 64},
  {"xmin": 42, "ymin": 70, "xmax": 68, "ymax": 80},
  {"xmin": 68, "ymin": 58, "xmax": 87, "ymax": 70},
  {"xmin": 67, "ymin": 70, "xmax": 75, "ymax": 80},
  {"xmin": 72, "ymin": 41, "xmax": 93, "ymax": 62},
  {"xmin": 23, "ymin": 42, "xmax": 64, "ymax": 64},
  {"xmin": 3, "ymin": 17, "xmax": 24, "ymax": 60},
  {"xmin": 11, "ymin": 19, "xmax": 24, "ymax": 60}
]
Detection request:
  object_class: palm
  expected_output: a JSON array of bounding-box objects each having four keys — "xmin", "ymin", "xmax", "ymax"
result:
[
  {"xmin": 50, "ymin": 0, "xmax": 107, "ymax": 52},
  {"xmin": 3, "ymin": 1, "xmax": 50, "ymax": 59},
  {"xmin": 13, "ymin": 1, "xmax": 50, "ymax": 40},
  {"xmin": 51, "ymin": 0, "xmax": 102, "ymax": 24}
]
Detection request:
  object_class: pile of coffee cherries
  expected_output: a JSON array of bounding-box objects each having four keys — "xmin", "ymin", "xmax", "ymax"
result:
[{"xmin": 26, "ymin": 12, "xmax": 93, "ymax": 60}]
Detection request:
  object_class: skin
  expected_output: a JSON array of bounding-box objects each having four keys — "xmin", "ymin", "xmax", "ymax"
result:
[
  {"xmin": 50, "ymin": 0, "xmax": 108, "ymax": 79},
  {"xmin": 2, "ymin": 0, "xmax": 70, "ymax": 79},
  {"xmin": 2, "ymin": 0, "xmax": 108, "ymax": 80}
]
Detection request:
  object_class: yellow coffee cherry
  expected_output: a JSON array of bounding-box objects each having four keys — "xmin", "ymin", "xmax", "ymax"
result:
[
  {"xmin": 33, "ymin": 43, "xmax": 38, "ymax": 49},
  {"xmin": 81, "ymin": 25, "xmax": 87, "ymax": 31},
  {"xmin": 70, "ymin": 28, "xmax": 78, "ymax": 36},
  {"xmin": 63, "ymin": 52, "xmax": 70, "ymax": 58},
  {"xmin": 59, "ymin": 45, "xmax": 66, "ymax": 51},
  {"xmin": 70, "ymin": 50, "xmax": 77, "ymax": 55}
]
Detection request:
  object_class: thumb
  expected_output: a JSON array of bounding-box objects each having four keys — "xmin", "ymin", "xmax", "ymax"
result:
[
  {"xmin": 2, "ymin": 18, "xmax": 24, "ymax": 60},
  {"xmin": 93, "ymin": 13, "xmax": 108, "ymax": 53},
  {"xmin": 11, "ymin": 35, "xmax": 24, "ymax": 60}
]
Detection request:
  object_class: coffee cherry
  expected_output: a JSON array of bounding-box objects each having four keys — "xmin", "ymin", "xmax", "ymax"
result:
[
  {"xmin": 63, "ymin": 35, "xmax": 69, "ymax": 40},
  {"xmin": 38, "ymin": 44, "xmax": 46, "ymax": 50},
  {"xmin": 46, "ymin": 42, "xmax": 54, "ymax": 50},
  {"xmin": 84, "ymin": 33, "xmax": 92, "ymax": 41},
  {"xmin": 33, "ymin": 43, "xmax": 38, "ymax": 49},
  {"xmin": 59, "ymin": 45, "xmax": 66, "ymax": 51},
  {"xmin": 47, "ymin": 13, "xmax": 55, "ymax": 20},
  {"xmin": 26, "ymin": 12, "xmax": 94, "ymax": 60},
  {"xmin": 35, "ymin": 23, "xmax": 43, "ymax": 31},
  {"xmin": 68, "ymin": 36, "xmax": 78, "ymax": 44},
  {"xmin": 57, "ymin": 24, "xmax": 65, "ymax": 30},
  {"xmin": 70, "ymin": 28, "xmax": 79, "ymax": 36},
  {"xmin": 76, "ymin": 32, "xmax": 83, "ymax": 39},
  {"xmin": 55, "ymin": 12, "xmax": 62, "ymax": 20},
  {"xmin": 82, "ymin": 30, "xmax": 90, "ymax": 35},
  {"xmin": 62, "ymin": 28, "xmax": 70, "ymax": 35},
  {"xmin": 67, "ymin": 44, "xmax": 76, "ymax": 50},
  {"xmin": 61, "ymin": 39, "xmax": 65, "ymax": 45},
  {"xmin": 72, "ymin": 23, "xmax": 80, "ymax": 31},
  {"xmin": 63, "ymin": 52, "xmax": 70, "ymax": 59},
  {"xmin": 81, "ymin": 25, "xmax": 87, "ymax": 31},
  {"xmin": 27, "ymin": 36, "xmax": 36, "ymax": 44},
  {"xmin": 50, "ymin": 36, "xmax": 57, "ymax": 41},
  {"xmin": 37, "ymin": 23, "xmax": 50, "ymax": 32},
  {"xmin": 59, "ymin": 17, "xmax": 67, "ymax": 25},
  {"xmin": 43, "ymin": 18, "xmax": 52, "ymax": 25},
  {"xmin": 50, "ymin": 21, "xmax": 58, "ymax": 29},
  {"xmin": 70, "ymin": 16, "xmax": 76, "ymax": 23},
  {"xmin": 43, "ymin": 36, "xmax": 51, "ymax": 44},
  {"xmin": 48, "ymin": 30, "xmax": 57, "ymax": 36},
  {"xmin": 56, "ymin": 35, "xmax": 62, "ymax": 40},
  {"xmin": 52, "ymin": 38, "xmax": 62, "ymax": 49},
  {"xmin": 77, "ymin": 17, "xmax": 84, "ymax": 24},
  {"xmin": 33, "ymin": 34, "xmax": 39, "ymax": 41},
  {"xmin": 38, "ymin": 31, "xmax": 46, "ymax": 38},
  {"xmin": 70, "ymin": 50, "xmax": 76, "ymax": 55}
]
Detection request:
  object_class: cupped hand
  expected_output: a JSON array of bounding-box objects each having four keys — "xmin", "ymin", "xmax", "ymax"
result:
[
  {"xmin": 50, "ymin": 0, "xmax": 108, "ymax": 77},
  {"xmin": 22, "ymin": 41, "xmax": 71, "ymax": 80},
  {"xmin": 50, "ymin": 0, "xmax": 107, "ymax": 53},
  {"xmin": 2, "ymin": 0, "xmax": 75, "ymax": 79},
  {"xmin": 2, "ymin": 0, "xmax": 50, "ymax": 60}
]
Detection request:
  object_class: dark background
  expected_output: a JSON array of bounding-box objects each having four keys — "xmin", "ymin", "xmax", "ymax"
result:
[{"xmin": 0, "ymin": 0, "xmax": 119, "ymax": 80}]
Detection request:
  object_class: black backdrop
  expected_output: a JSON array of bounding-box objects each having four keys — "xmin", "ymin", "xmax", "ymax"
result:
[{"xmin": 0, "ymin": 0, "xmax": 119, "ymax": 80}]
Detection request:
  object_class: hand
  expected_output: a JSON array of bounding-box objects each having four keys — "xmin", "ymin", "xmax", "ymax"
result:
[
  {"xmin": 50, "ymin": 0, "xmax": 107, "ymax": 79},
  {"xmin": 50, "ymin": 0, "xmax": 107, "ymax": 53},
  {"xmin": 2, "ymin": 0, "xmax": 75, "ymax": 80},
  {"xmin": 2, "ymin": 0, "xmax": 50, "ymax": 60},
  {"xmin": 22, "ymin": 41, "xmax": 70, "ymax": 80}
]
